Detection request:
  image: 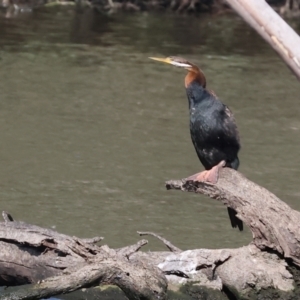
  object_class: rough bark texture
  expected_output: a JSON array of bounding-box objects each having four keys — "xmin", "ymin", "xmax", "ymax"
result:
[
  {"xmin": 2, "ymin": 163, "xmax": 300, "ymax": 300},
  {"xmin": 166, "ymin": 168, "xmax": 300, "ymax": 266},
  {"xmin": 155, "ymin": 245, "xmax": 294, "ymax": 293},
  {"xmin": 0, "ymin": 214, "xmax": 167, "ymax": 300},
  {"xmin": 0, "ymin": 256, "xmax": 165, "ymax": 300}
]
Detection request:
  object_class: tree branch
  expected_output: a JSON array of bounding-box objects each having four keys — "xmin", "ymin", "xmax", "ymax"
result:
[
  {"xmin": 225, "ymin": 0, "xmax": 300, "ymax": 80},
  {"xmin": 166, "ymin": 168, "xmax": 300, "ymax": 266},
  {"xmin": 0, "ymin": 217, "xmax": 167, "ymax": 300},
  {"xmin": 137, "ymin": 231, "xmax": 181, "ymax": 253},
  {"xmin": 0, "ymin": 254, "xmax": 167, "ymax": 300},
  {"xmin": 3, "ymin": 163, "xmax": 300, "ymax": 298}
]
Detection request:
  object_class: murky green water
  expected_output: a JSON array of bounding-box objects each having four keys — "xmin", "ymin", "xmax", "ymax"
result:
[{"xmin": 0, "ymin": 8, "xmax": 300, "ymax": 251}]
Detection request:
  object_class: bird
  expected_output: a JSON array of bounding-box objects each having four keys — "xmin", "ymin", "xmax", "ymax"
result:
[{"xmin": 149, "ymin": 56, "xmax": 243, "ymax": 231}]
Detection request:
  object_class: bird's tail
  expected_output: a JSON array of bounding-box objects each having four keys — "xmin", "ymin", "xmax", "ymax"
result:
[
  {"xmin": 230, "ymin": 157, "xmax": 240, "ymax": 170},
  {"xmin": 227, "ymin": 157, "xmax": 243, "ymax": 230},
  {"xmin": 227, "ymin": 207, "xmax": 243, "ymax": 231}
]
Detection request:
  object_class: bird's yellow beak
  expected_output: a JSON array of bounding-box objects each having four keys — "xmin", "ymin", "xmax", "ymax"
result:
[
  {"xmin": 149, "ymin": 56, "xmax": 193, "ymax": 70},
  {"xmin": 149, "ymin": 57, "xmax": 173, "ymax": 65}
]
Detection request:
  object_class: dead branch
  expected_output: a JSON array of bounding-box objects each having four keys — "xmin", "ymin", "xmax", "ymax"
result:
[
  {"xmin": 0, "ymin": 253, "xmax": 167, "ymax": 300},
  {"xmin": 225, "ymin": 0, "xmax": 300, "ymax": 80},
  {"xmin": 0, "ymin": 218, "xmax": 167, "ymax": 300},
  {"xmin": 116, "ymin": 239, "xmax": 148, "ymax": 257},
  {"xmin": 137, "ymin": 231, "xmax": 181, "ymax": 253},
  {"xmin": 166, "ymin": 167, "xmax": 300, "ymax": 266},
  {"xmin": 3, "ymin": 164, "xmax": 300, "ymax": 299},
  {"xmin": 0, "ymin": 200, "xmax": 298, "ymax": 299}
]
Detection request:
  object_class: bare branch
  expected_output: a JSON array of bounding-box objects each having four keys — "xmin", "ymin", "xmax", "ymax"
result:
[
  {"xmin": 2, "ymin": 211, "xmax": 14, "ymax": 222},
  {"xmin": 81, "ymin": 237, "xmax": 104, "ymax": 244},
  {"xmin": 0, "ymin": 255, "xmax": 167, "ymax": 300},
  {"xmin": 225, "ymin": 0, "xmax": 300, "ymax": 80},
  {"xmin": 137, "ymin": 231, "xmax": 181, "ymax": 253},
  {"xmin": 116, "ymin": 239, "xmax": 148, "ymax": 257},
  {"xmin": 166, "ymin": 168, "xmax": 300, "ymax": 266}
]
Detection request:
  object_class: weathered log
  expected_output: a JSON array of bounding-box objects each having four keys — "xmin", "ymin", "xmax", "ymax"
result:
[
  {"xmin": 2, "ymin": 168, "xmax": 300, "ymax": 299},
  {"xmin": 0, "ymin": 214, "xmax": 167, "ymax": 300},
  {"xmin": 0, "ymin": 253, "xmax": 166, "ymax": 300},
  {"xmin": 0, "ymin": 222, "xmax": 295, "ymax": 299},
  {"xmin": 150, "ymin": 245, "xmax": 294, "ymax": 294},
  {"xmin": 166, "ymin": 168, "xmax": 300, "ymax": 266}
]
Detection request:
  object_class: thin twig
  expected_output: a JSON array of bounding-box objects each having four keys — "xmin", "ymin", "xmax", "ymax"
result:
[
  {"xmin": 116, "ymin": 239, "xmax": 148, "ymax": 257},
  {"xmin": 2, "ymin": 211, "xmax": 14, "ymax": 222},
  {"xmin": 81, "ymin": 237, "xmax": 104, "ymax": 244},
  {"xmin": 137, "ymin": 231, "xmax": 181, "ymax": 253}
]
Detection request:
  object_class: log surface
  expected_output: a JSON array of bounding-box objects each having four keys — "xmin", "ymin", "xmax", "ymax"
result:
[
  {"xmin": 0, "ymin": 215, "xmax": 167, "ymax": 300},
  {"xmin": 1, "ymin": 168, "xmax": 300, "ymax": 299},
  {"xmin": 166, "ymin": 168, "xmax": 300, "ymax": 266}
]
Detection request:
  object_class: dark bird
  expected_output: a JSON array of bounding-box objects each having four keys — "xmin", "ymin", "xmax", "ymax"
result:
[{"xmin": 149, "ymin": 56, "xmax": 243, "ymax": 231}]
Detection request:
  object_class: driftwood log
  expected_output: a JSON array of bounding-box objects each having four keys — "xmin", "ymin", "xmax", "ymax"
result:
[
  {"xmin": 0, "ymin": 213, "xmax": 167, "ymax": 300},
  {"xmin": 1, "ymin": 168, "xmax": 300, "ymax": 300},
  {"xmin": 166, "ymin": 168, "xmax": 300, "ymax": 265}
]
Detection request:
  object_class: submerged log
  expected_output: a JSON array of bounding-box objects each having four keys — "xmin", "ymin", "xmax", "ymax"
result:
[{"xmin": 1, "ymin": 168, "xmax": 300, "ymax": 299}]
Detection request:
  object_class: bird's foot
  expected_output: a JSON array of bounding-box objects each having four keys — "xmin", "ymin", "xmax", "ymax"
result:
[{"xmin": 187, "ymin": 160, "xmax": 226, "ymax": 184}]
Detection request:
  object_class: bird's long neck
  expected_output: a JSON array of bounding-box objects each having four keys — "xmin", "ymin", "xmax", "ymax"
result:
[
  {"xmin": 184, "ymin": 66, "xmax": 211, "ymax": 110},
  {"xmin": 184, "ymin": 66, "xmax": 206, "ymax": 88}
]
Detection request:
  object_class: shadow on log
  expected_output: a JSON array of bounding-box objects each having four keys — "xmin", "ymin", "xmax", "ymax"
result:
[{"xmin": 2, "ymin": 168, "xmax": 300, "ymax": 299}]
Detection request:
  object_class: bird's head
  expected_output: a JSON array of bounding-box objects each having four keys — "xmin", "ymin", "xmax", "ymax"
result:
[{"xmin": 149, "ymin": 56, "xmax": 206, "ymax": 88}]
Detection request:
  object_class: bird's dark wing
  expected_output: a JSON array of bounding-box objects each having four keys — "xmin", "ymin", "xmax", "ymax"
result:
[
  {"xmin": 209, "ymin": 104, "xmax": 240, "ymax": 168},
  {"xmin": 207, "ymin": 90, "xmax": 240, "ymax": 146},
  {"xmin": 190, "ymin": 100, "xmax": 240, "ymax": 170},
  {"xmin": 222, "ymin": 105, "xmax": 240, "ymax": 145}
]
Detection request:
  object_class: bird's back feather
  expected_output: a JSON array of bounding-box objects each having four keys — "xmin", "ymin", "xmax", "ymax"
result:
[{"xmin": 186, "ymin": 81, "xmax": 240, "ymax": 170}]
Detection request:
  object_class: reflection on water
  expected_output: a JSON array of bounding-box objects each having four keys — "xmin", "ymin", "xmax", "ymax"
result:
[{"xmin": 0, "ymin": 9, "xmax": 299, "ymax": 251}]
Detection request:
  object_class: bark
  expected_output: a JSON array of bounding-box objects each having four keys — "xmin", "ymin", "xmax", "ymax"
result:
[
  {"xmin": 2, "ymin": 169, "xmax": 300, "ymax": 298},
  {"xmin": 225, "ymin": 0, "xmax": 300, "ymax": 80},
  {"xmin": 0, "ymin": 256, "xmax": 165, "ymax": 300},
  {"xmin": 150, "ymin": 245, "xmax": 294, "ymax": 293},
  {"xmin": 166, "ymin": 168, "xmax": 300, "ymax": 266},
  {"xmin": 0, "ymin": 213, "xmax": 167, "ymax": 300}
]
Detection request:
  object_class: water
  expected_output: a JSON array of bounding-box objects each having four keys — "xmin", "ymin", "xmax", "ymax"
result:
[{"xmin": 0, "ymin": 8, "xmax": 299, "ymax": 252}]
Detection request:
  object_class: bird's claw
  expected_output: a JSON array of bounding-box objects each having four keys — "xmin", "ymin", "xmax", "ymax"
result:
[{"xmin": 187, "ymin": 160, "xmax": 226, "ymax": 184}]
